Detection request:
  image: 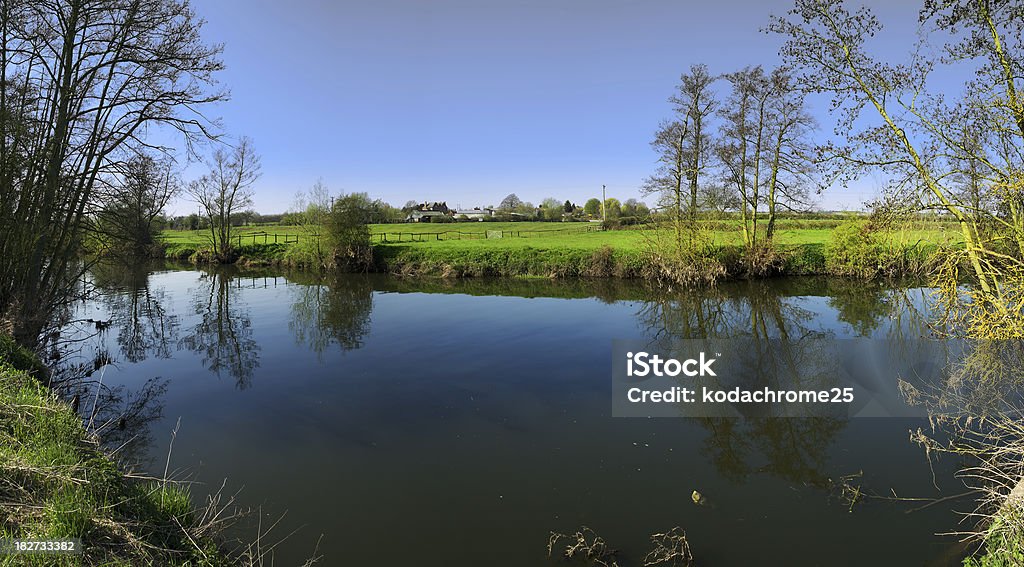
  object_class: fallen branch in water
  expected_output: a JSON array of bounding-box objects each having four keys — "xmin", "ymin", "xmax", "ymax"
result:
[
  {"xmin": 547, "ymin": 526, "xmax": 619, "ymax": 567},
  {"xmin": 644, "ymin": 526, "xmax": 694, "ymax": 566}
]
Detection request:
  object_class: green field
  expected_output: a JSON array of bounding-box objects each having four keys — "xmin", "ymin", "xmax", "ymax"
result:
[{"xmin": 161, "ymin": 219, "xmax": 961, "ymax": 253}]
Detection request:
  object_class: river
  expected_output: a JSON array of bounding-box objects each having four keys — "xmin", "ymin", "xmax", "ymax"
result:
[{"xmin": 56, "ymin": 263, "xmax": 968, "ymax": 565}]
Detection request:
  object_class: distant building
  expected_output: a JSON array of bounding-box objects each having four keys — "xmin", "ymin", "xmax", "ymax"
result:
[
  {"xmin": 405, "ymin": 201, "xmax": 451, "ymax": 222},
  {"xmin": 452, "ymin": 208, "xmax": 495, "ymax": 221},
  {"xmin": 406, "ymin": 210, "xmax": 449, "ymax": 222}
]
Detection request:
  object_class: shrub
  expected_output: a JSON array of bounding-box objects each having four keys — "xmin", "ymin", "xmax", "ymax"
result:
[
  {"xmin": 586, "ymin": 245, "xmax": 617, "ymax": 277},
  {"xmin": 825, "ymin": 220, "xmax": 887, "ymax": 277},
  {"xmin": 326, "ymin": 193, "xmax": 374, "ymax": 270}
]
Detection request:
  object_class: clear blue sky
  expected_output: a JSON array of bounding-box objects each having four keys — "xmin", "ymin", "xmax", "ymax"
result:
[{"xmin": 173, "ymin": 0, "xmax": 933, "ymax": 215}]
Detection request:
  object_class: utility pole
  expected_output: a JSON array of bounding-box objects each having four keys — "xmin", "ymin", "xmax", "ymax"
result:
[{"xmin": 601, "ymin": 184, "xmax": 607, "ymax": 222}]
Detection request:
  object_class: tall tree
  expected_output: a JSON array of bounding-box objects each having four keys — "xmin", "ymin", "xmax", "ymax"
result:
[
  {"xmin": 763, "ymin": 68, "xmax": 816, "ymax": 242},
  {"xmin": 643, "ymin": 119, "xmax": 690, "ymax": 247},
  {"xmin": 769, "ymin": 0, "xmax": 1024, "ymax": 334},
  {"xmin": 670, "ymin": 64, "xmax": 718, "ymax": 220},
  {"xmin": 188, "ymin": 137, "xmax": 261, "ymax": 260},
  {"xmin": 499, "ymin": 193, "xmax": 522, "ymax": 211},
  {"xmin": 718, "ymin": 66, "xmax": 770, "ymax": 248},
  {"xmin": 0, "ymin": 0, "xmax": 224, "ymax": 344},
  {"xmin": 769, "ymin": 0, "xmax": 984, "ymax": 287}
]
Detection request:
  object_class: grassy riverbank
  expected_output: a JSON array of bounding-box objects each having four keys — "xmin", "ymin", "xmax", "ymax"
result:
[
  {"xmin": 159, "ymin": 219, "xmax": 956, "ymax": 279},
  {"xmin": 0, "ymin": 337, "xmax": 240, "ymax": 566}
]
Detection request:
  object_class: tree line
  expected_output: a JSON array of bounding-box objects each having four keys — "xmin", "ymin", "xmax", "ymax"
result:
[
  {"xmin": 2, "ymin": 0, "xmax": 1022, "ymax": 345},
  {"xmin": 642, "ymin": 62, "xmax": 816, "ymax": 255}
]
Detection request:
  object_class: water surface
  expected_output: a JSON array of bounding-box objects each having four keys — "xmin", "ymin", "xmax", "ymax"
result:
[{"xmin": 60, "ymin": 265, "xmax": 968, "ymax": 566}]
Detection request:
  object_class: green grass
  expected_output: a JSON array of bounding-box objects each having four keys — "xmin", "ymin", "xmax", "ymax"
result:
[
  {"xmin": 161, "ymin": 219, "xmax": 959, "ymax": 249},
  {"xmin": 0, "ymin": 339, "xmax": 236, "ymax": 566},
  {"xmin": 158, "ymin": 219, "xmax": 960, "ymax": 278}
]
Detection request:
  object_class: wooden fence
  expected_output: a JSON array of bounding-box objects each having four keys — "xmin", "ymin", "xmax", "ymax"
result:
[
  {"xmin": 235, "ymin": 231, "xmax": 318, "ymax": 247},
  {"xmin": 372, "ymin": 224, "xmax": 601, "ymax": 243},
  {"xmin": 231, "ymin": 224, "xmax": 601, "ymax": 246}
]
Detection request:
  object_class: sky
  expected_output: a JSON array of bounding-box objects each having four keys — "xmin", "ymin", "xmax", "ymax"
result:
[{"xmin": 170, "ymin": 0, "xmax": 939, "ymax": 215}]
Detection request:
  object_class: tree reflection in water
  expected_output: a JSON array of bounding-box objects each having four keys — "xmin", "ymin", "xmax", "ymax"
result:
[
  {"xmin": 288, "ymin": 272, "xmax": 374, "ymax": 355},
  {"xmin": 90, "ymin": 261, "xmax": 180, "ymax": 362},
  {"xmin": 51, "ymin": 262, "xmax": 179, "ymax": 466},
  {"xmin": 634, "ymin": 278, "xmax": 897, "ymax": 487},
  {"xmin": 179, "ymin": 268, "xmax": 260, "ymax": 389}
]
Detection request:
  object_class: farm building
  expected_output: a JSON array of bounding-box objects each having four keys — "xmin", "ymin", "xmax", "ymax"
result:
[
  {"xmin": 405, "ymin": 202, "xmax": 451, "ymax": 222},
  {"xmin": 452, "ymin": 208, "xmax": 495, "ymax": 221}
]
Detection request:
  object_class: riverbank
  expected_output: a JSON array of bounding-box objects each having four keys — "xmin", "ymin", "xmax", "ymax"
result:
[
  {"xmin": 0, "ymin": 337, "xmax": 244, "ymax": 566},
  {"xmin": 161, "ymin": 238, "xmax": 938, "ymax": 280},
  {"xmin": 156, "ymin": 220, "xmax": 951, "ymax": 280}
]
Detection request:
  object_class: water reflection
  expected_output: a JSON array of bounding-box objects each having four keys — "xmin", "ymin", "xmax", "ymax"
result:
[
  {"xmin": 90, "ymin": 261, "xmax": 180, "ymax": 362},
  {"xmin": 826, "ymin": 279, "xmax": 893, "ymax": 337},
  {"xmin": 287, "ymin": 272, "xmax": 374, "ymax": 354},
  {"xmin": 179, "ymin": 270, "xmax": 261, "ymax": 389},
  {"xmin": 60, "ymin": 265, "xmax": 975, "ymax": 565},
  {"xmin": 635, "ymin": 283, "xmax": 849, "ymax": 486}
]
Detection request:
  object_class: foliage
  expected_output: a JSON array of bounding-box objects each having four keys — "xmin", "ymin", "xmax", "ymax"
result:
[
  {"xmin": 603, "ymin": 197, "xmax": 622, "ymax": 219},
  {"xmin": 621, "ymin": 199, "xmax": 650, "ymax": 220},
  {"xmin": 824, "ymin": 221, "xmax": 887, "ymax": 278},
  {"xmin": 0, "ymin": 334, "xmax": 47, "ymax": 378},
  {"xmin": 934, "ymin": 258, "xmax": 1024, "ymax": 340},
  {"xmin": 499, "ymin": 193, "xmax": 522, "ymax": 211},
  {"xmin": 0, "ymin": 0, "xmax": 224, "ymax": 345},
  {"xmin": 641, "ymin": 223, "xmax": 725, "ymax": 286},
  {"xmin": 325, "ymin": 193, "xmax": 375, "ymax": 270},
  {"xmin": 540, "ymin": 198, "xmax": 564, "ymax": 221}
]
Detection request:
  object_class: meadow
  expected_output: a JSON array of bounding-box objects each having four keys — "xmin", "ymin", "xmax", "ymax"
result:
[{"xmin": 161, "ymin": 218, "xmax": 962, "ymax": 253}]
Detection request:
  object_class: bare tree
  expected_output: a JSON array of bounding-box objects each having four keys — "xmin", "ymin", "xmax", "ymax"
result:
[
  {"xmin": 188, "ymin": 138, "xmax": 261, "ymax": 260},
  {"xmin": 0, "ymin": 0, "xmax": 224, "ymax": 344},
  {"xmin": 96, "ymin": 155, "xmax": 180, "ymax": 257},
  {"xmin": 500, "ymin": 193, "xmax": 522, "ymax": 211},
  {"xmin": 718, "ymin": 66, "xmax": 770, "ymax": 248},
  {"xmin": 718, "ymin": 66, "xmax": 816, "ymax": 249},
  {"xmin": 763, "ymin": 68, "xmax": 816, "ymax": 242},
  {"xmin": 291, "ymin": 178, "xmax": 331, "ymax": 259},
  {"xmin": 643, "ymin": 119, "xmax": 690, "ymax": 249},
  {"xmin": 670, "ymin": 64, "xmax": 718, "ymax": 220}
]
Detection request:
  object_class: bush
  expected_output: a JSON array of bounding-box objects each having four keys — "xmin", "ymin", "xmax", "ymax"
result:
[
  {"xmin": 825, "ymin": 220, "xmax": 887, "ymax": 277},
  {"xmin": 326, "ymin": 193, "xmax": 374, "ymax": 270}
]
